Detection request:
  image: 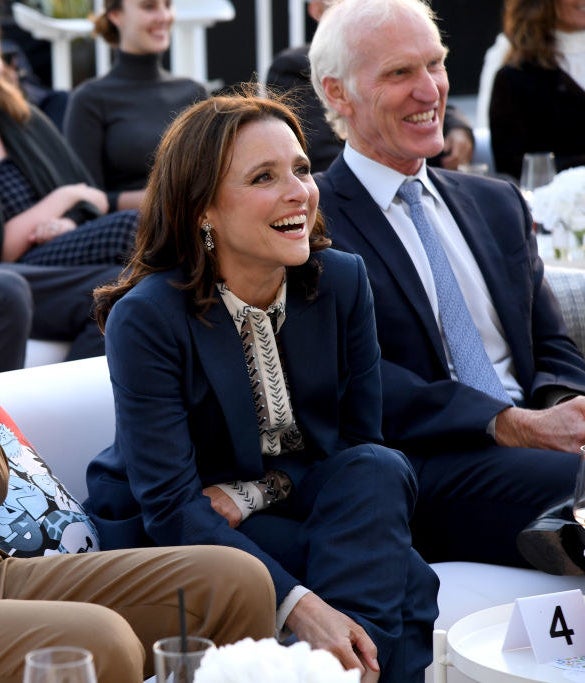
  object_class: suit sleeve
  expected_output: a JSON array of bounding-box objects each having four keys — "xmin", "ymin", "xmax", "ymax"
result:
[{"xmin": 102, "ymin": 294, "xmax": 299, "ymax": 604}]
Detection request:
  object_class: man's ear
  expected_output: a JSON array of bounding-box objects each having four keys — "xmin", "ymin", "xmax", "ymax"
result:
[{"xmin": 322, "ymin": 76, "xmax": 353, "ymax": 118}]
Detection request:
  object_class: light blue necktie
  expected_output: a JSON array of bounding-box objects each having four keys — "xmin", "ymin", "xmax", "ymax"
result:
[{"xmin": 397, "ymin": 180, "xmax": 512, "ymax": 404}]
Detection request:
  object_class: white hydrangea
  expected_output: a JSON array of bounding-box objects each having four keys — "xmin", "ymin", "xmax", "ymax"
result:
[
  {"xmin": 531, "ymin": 166, "xmax": 585, "ymax": 234},
  {"xmin": 195, "ymin": 638, "xmax": 360, "ymax": 683}
]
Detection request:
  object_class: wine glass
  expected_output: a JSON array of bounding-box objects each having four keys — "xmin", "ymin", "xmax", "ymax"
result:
[
  {"xmin": 23, "ymin": 647, "xmax": 97, "ymax": 683},
  {"xmin": 519, "ymin": 152, "xmax": 556, "ymax": 210},
  {"xmin": 573, "ymin": 446, "xmax": 585, "ymax": 527}
]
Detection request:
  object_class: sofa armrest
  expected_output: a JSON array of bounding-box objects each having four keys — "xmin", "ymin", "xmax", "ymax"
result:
[
  {"xmin": 544, "ymin": 265, "xmax": 585, "ymax": 356},
  {"xmin": 0, "ymin": 356, "xmax": 114, "ymax": 501}
]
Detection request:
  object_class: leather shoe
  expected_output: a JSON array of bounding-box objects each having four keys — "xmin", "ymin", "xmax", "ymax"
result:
[{"xmin": 516, "ymin": 497, "xmax": 585, "ymax": 575}]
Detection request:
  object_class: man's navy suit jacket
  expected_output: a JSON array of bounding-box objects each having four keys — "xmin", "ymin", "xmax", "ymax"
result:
[{"xmin": 316, "ymin": 156, "xmax": 585, "ymax": 451}]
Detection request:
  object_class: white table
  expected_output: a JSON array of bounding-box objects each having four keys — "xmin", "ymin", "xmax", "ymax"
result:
[
  {"xmin": 433, "ymin": 603, "xmax": 583, "ymax": 682},
  {"xmin": 170, "ymin": 0, "xmax": 235, "ymax": 85},
  {"xmin": 12, "ymin": 2, "xmax": 93, "ymax": 90}
]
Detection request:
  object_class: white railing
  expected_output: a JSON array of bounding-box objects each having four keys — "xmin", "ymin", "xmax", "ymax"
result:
[{"xmin": 12, "ymin": 0, "xmax": 235, "ymax": 89}]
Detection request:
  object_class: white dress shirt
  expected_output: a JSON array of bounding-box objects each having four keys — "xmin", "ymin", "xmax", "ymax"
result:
[{"xmin": 343, "ymin": 143, "xmax": 524, "ymax": 404}]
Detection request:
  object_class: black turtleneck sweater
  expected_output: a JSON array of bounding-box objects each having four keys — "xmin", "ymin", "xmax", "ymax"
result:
[{"xmin": 63, "ymin": 51, "xmax": 207, "ymax": 198}]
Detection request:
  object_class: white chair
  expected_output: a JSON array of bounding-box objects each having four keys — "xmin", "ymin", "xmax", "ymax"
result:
[{"xmin": 11, "ymin": 2, "xmax": 93, "ymax": 89}]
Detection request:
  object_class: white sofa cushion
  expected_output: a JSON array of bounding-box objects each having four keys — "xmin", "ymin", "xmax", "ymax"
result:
[{"xmin": 0, "ymin": 356, "xmax": 113, "ymax": 502}]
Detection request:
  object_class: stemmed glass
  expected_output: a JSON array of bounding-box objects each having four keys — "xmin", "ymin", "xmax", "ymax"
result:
[
  {"xmin": 573, "ymin": 446, "xmax": 585, "ymax": 528},
  {"xmin": 23, "ymin": 647, "xmax": 97, "ymax": 683},
  {"xmin": 519, "ymin": 152, "xmax": 556, "ymax": 210}
]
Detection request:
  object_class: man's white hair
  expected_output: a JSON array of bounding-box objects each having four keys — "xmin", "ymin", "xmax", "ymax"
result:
[{"xmin": 308, "ymin": 0, "xmax": 441, "ymax": 140}]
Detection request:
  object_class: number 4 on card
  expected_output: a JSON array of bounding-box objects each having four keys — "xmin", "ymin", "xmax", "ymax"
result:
[{"xmin": 503, "ymin": 589, "xmax": 585, "ymax": 664}]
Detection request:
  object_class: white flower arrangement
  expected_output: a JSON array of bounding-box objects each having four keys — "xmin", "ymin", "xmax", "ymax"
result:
[
  {"xmin": 531, "ymin": 166, "xmax": 585, "ymax": 236},
  {"xmin": 195, "ymin": 637, "xmax": 360, "ymax": 683}
]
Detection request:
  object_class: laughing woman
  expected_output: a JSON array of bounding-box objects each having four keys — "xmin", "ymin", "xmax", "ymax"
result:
[{"xmin": 85, "ymin": 92, "xmax": 439, "ymax": 683}]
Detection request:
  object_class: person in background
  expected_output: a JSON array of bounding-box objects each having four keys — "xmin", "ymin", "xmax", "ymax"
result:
[
  {"xmin": 0, "ymin": 54, "xmax": 137, "ymax": 267},
  {"xmin": 0, "ymin": 268, "xmax": 30, "ymax": 370},
  {"xmin": 0, "ymin": 263, "xmax": 123, "ymax": 372},
  {"xmin": 64, "ymin": 0, "xmax": 207, "ymax": 212},
  {"xmin": 0, "ymin": 444, "xmax": 276, "ymax": 683},
  {"xmin": 1, "ymin": 37, "xmax": 69, "ymax": 131},
  {"xmin": 310, "ymin": 0, "xmax": 585, "ymax": 577},
  {"xmin": 490, "ymin": 0, "xmax": 585, "ymax": 180},
  {"xmin": 85, "ymin": 92, "xmax": 439, "ymax": 683},
  {"xmin": 266, "ymin": 0, "xmax": 475, "ymax": 173}
]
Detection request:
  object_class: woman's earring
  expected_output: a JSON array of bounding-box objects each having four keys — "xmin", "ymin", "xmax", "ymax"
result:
[{"xmin": 201, "ymin": 220, "xmax": 214, "ymax": 251}]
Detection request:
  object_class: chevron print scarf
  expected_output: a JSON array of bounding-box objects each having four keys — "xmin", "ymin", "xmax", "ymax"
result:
[{"xmin": 218, "ymin": 282, "xmax": 303, "ymax": 456}]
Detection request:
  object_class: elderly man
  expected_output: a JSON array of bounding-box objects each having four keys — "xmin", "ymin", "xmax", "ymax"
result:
[
  {"xmin": 310, "ymin": 0, "xmax": 585, "ymax": 575},
  {"xmin": 267, "ymin": 0, "xmax": 474, "ymax": 173}
]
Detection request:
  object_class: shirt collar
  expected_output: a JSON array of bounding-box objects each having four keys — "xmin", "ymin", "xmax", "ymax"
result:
[
  {"xmin": 217, "ymin": 280, "xmax": 287, "ymax": 334},
  {"xmin": 343, "ymin": 142, "xmax": 441, "ymax": 209}
]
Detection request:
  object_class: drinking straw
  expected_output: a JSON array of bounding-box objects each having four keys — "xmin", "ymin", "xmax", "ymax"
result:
[{"xmin": 178, "ymin": 588, "xmax": 188, "ymax": 653}]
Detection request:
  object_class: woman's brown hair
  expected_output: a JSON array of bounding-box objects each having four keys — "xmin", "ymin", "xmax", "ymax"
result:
[
  {"xmin": 503, "ymin": 0, "xmax": 560, "ymax": 69},
  {"xmin": 93, "ymin": 0, "xmax": 122, "ymax": 45},
  {"xmin": 0, "ymin": 72, "xmax": 31, "ymax": 123},
  {"xmin": 93, "ymin": 88, "xmax": 331, "ymax": 330}
]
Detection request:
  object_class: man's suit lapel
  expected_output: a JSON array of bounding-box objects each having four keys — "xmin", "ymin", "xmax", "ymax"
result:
[
  {"xmin": 428, "ymin": 168, "xmax": 531, "ymax": 357},
  {"xmin": 188, "ymin": 302, "xmax": 263, "ymax": 472},
  {"xmin": 326, "ymin": 157, "xmax": 447, "ymax": 360}
]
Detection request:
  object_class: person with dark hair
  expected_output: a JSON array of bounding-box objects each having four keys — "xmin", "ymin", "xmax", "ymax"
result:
[
  {"xmin": 310, "ymin": 0, "xmax": 585, "ymax": 577},
  {"xmin": 0, "ymin": 267, "xmax": 31, "ymax": 370},
  {"xmin": 0, "ymin": 262, "xmax": 127, "ymax": 371},
  {"xmin": 266, "ymin": 0, "xmax": 475, "ymax": 173},
  {"xmin": 490, "ymin": 0, "xmax": 585, "ymax": 179},
  {"xmin": 85, "ymin": 91, "xmax": 439, "ymax": 683},
  {"xmin": 0, "ymin": 55, "xmax": 137, "ymax": 267},
  {"xmin": 64, "ymin": 0, "xmax": 207, "ymax": 212}
]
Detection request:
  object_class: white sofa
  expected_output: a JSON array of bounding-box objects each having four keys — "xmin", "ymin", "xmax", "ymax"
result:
[
  {"xmin": 5, "ymin": 265, "xmax": 585, "ymax": 682},
  {"xmin": 1, "ymin": 355, "xmax": 584, "ymax": 683}
]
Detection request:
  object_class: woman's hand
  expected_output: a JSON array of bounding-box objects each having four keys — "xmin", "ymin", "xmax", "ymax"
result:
[
  {"xmin": 2, "ymin": 184, "xmax": 107, "ymax": 262},
  {"xmin": 203, "ymin": 485, "xmax": 243, "ymax": 528},
  {"xmin": 31, "ymin": 217, "xmax": 76, "ymax": 244},
  {"xmin": 285, "ymin": 592, "xmax": 379, "ymax": 678},
  {"xmin": 67, "ymin": 183, "xmax": 108, "ymax": 215}
]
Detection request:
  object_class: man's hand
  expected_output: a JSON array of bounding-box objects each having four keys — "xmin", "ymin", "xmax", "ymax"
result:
[
  {"xmin": 203, "ymin": 485, "xmax": 242, "ymax": 528},
  {"xmin": 495, "ymin": 397, "xmax": 585, "ymax": 452},
  {"xmin": 440, "ymin": 128, "xmax": 474, "ymax": 170},
  {"xmin": 285, "ymin": 592, "xmax": 379, "ymax": 677}
]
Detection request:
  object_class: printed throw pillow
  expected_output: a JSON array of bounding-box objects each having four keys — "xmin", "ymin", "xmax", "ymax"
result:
[{"xmin": 0, "ymin": 406, "xmax": 99, "ymax": 557}]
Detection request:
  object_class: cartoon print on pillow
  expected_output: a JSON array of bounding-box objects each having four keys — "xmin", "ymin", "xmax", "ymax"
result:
[{"xmin": 0, "ymin": 417, "xmax": 99, "ymax": 557}]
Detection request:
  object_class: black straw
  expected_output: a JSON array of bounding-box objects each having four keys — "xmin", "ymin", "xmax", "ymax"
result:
[{"xmin": 178, "ymin": 588, "xmax": 188, "ymax": 653}]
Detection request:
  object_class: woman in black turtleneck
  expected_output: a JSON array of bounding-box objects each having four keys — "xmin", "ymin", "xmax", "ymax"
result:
[{"xmin": 63, "ymin": 0, "xmax": 207, "ymax": 212}]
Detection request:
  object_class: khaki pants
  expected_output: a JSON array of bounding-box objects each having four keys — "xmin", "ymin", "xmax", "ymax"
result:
[{"xmin": 0, "ymin": 546, "xmax": 276, "ymax": 683}]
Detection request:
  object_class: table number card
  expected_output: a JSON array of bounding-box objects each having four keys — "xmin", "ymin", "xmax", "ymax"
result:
[{"xmin": 503, "ymin": 589, "xmax": 585, "ymax": 664}]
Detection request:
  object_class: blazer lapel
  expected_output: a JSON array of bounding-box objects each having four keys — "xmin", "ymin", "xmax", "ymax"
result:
[
  {"xmin": 279, "ymin": 276, "xmax": 340, "ymax": 456},
  {"xmin": 188, "ymin": 302, "xmax": 263, "ymax": 474},
  {"xmin": 428, "ymin": 168, "xmax": 531, "ymax": 355}
]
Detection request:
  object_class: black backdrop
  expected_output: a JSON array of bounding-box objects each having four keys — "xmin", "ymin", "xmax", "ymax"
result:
[{"xmin": 2, "ymin": 0, "xmax": 505, "ymax": 96}]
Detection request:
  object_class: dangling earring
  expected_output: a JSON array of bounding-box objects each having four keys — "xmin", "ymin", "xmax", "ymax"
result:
[{"xmin": 201, "ymin": 220, "xmax": 214, "ymax": 251}]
